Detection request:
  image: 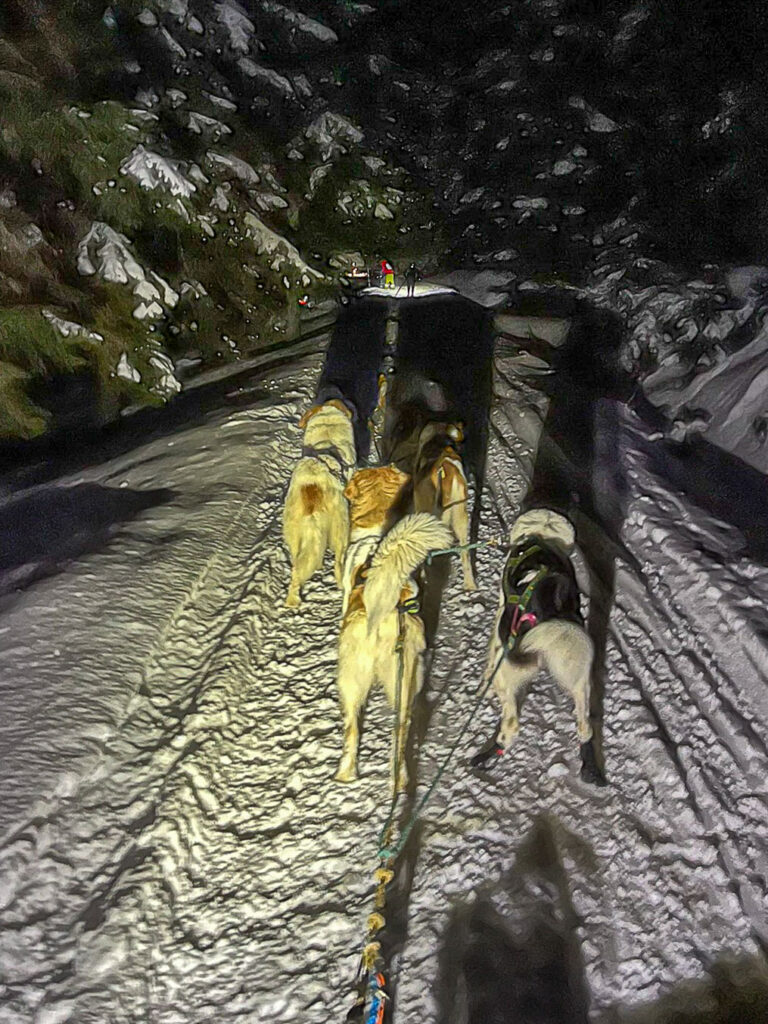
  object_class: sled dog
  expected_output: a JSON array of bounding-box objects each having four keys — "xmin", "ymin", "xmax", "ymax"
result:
[
  {"xmin": 340, "ymin": 464, "xmax": 411, "ymax": 614},
  {"xmin": 473, "ymin": 508, "xmax": 605, "ymax": 785},
  {"xmin": 335, "ymin": 512, "xmax": 452, "ymax": 791},
  {"xmin": 413, "ymin": 420, "xmax": 477, "ymax": 590},
  {"xmin": 283, "ymin": 400, "xmax": 356, "ymax": 608}
]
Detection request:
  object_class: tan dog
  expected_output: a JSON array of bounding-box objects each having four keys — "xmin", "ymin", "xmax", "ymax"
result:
[
  {"xmin": 412, "ymin": 421, "xmax": 477, "ymax": 590},
  {"xmin": 341, "ymin": 464, "xmax": 410, "ymax": 613},
  {"xmin": 335, "ymin": 511, "xmax": 453, "ymax": 790},
  {"xmin": 283, "ymin": 400, "xmax": 356, "ymax": 608}
]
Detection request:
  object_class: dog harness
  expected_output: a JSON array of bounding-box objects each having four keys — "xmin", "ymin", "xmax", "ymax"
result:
[
  {"xmin": 347, "ymin": 557, "xmax": 421, "ymax": 620},
  {"xmin": 500, "ymin": 544, "xmax": 548, "ymax": 644},
  {"xmin": 301, "ymin": 443, "xmax": 351, "ymax": 483}
]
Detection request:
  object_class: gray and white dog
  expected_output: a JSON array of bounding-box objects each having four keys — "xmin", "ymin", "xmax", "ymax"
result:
[{"xmin": 472, "ymin": 508, "xmax": 606, "ymax": 785}]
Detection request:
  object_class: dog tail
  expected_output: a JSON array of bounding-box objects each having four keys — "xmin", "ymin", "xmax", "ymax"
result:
[{"xmin": 363, "ymin": 513, "xmax": 452, "ymax": 633}]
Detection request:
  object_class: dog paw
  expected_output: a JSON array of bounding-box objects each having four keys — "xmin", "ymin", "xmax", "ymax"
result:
[
  {"xmin": 579, "ymin": 741, "xmax": 607, "ymax": 787},
  {"xmin": 334, "ymin": 766, "xmax": 358, "ymax": 783},
  {"xmin": 463, "ymin": 580, "xmax": 479, "ymax": 592},
  {"xmin": 580, "ymin": 763, "xmax": 608, "ymax": 787},
  {"xmin": 470, "ymin": 745, "xmax": 504, "ymax": 771},
  {"xmin": 285, "ymin": 593, "xmax": 301, "ymax": 609}
]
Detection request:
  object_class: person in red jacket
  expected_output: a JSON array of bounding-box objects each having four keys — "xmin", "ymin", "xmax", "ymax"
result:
[{"xmin": 380, "ymin": 258, "xmax": 394, "ymax": 289}]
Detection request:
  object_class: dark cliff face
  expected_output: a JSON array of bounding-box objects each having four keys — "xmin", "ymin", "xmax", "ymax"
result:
[{"xmin": 1, "ymin": 0, "xmax": 766, "ymax": 440}]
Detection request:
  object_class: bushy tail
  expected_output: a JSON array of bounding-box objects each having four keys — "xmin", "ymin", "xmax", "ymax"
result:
[{"xmin": 363, "ymin": 513, "xmax": 452, "ymax": 633}]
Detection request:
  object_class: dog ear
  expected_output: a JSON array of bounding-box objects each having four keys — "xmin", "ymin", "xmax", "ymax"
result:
[{"xmin": 298, "ymin": 406, "xmax": 315, "ymax": 429}]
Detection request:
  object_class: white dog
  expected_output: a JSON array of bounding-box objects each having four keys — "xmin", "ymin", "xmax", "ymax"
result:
[
  {"xmin": 283, "ymin": 400, "xmax": 356, "ymax": 608},
  {"xmin": 412, "ymin": 420, "xmax": 477, "ymax": 590},
  {"xmin": 335, "ymin": 512, "xmax": 452, "ymax": 791},
  {"xmin": 472, "ymin": 508, "xmax": 605, "ymax": 785}
]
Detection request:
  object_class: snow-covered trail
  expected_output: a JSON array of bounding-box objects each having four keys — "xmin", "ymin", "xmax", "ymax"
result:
[{"xmin": 0, "ymin": 306, "xmax": 767, "ymax": 1023}]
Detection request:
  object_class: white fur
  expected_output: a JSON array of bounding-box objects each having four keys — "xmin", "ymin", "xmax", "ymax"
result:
[
  {"xmin": 508, "ymin": 508, "xmax": 575, "ymax": 555},
  {"xmin": 335, "ymin": 512, "xmax": 451, "ymax": 790},
  {"xmin": 282, "ymin": 404, "xmax": 356, "ymax": 608},
  {"xmin": 363, "ymin": 513, "xmax": 452, "ymax": 634}
]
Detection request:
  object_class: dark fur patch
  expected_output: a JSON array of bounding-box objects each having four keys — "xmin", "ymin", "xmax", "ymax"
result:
[{"xmin": 301, "ymin": 483, "xmax": 324, "ymax": 515}]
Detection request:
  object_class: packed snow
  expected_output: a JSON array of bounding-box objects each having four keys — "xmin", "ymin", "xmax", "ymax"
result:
[{"xmin": 0, "ymin": 292, "xmax": 767, "ymax": 1022}]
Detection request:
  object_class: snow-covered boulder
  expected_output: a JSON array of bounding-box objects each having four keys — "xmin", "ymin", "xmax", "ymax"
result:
[
  {"xmin": 301, "ymin": 112, "xmax": 364, "ymax": 162},
  {"xmin": 116, "ymin": 352, "xmax": 141, "ymax": 382},
  {"xmin": 77, "ymin": 223, "xmax": 145, "ymax": 283},
  {"xmin": 187, "ymin": 112, "xmax": 232, "ymax": 138},
  {"xmin": 257, "ymin": 1, "xmax": 338, "ymax": 48},
  {"xmin": 215, "ymin": 0, "xmax": 256, "ymax": 53},
  {"xmin": 206, "ymin": 151, "xmax": 260, "ymax": 185},
  {"xmin": 237, "ymin": 58, "xmax": 295, "ymax": 98},
  {"xmin": 120, "ymin": 145, "xmax": 197, "ymax": 197},
  {"xmin": 77, "ymin": 223, "xmax": 178, "ymax": 319},
  {"xmin": 42, "ymin": 311, "xmax": 104, "ymax": 342},
  {"xmin": 149, "ymin": 352, "xmax": 182, "ymax": 395},
  {"xmin": 243, "ymin": 211, "xmax": 322, "ymax": 280}
]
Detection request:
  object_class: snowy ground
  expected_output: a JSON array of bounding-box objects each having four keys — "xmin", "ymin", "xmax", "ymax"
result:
[{"xmin": 1, "ymin": 299, "xmax": 767, "ymax": 1023}]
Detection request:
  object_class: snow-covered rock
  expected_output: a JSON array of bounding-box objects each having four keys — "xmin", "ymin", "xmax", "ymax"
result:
[
  {"xmin": 187, "ymin": 112, "xmax": 232, "ymax": 137},
  {"xmin": 215, "ymin": 0, "xmax": 256, "ymax": 53},
  {"xmin": 243, "ymin": 211, "xmax": 322, "ymax": 279},
  {"xmin": 237, "ymin": 58, "xmax": 294, "ymax": 98},
  {"xmin": 77, "ymin": 223, "xmax": 178, "ymax": 318},
  {"xmin": 42, "ymin": 311, "xmax": 104, "ymax": 343},
  {"xmin": 206, "ymin": 151, "xmax": 260, "ymax": 185},
  {"xmin": 149, "ymin": 352, "xmax": 182, "ymax": 395},
  {"xmin": 77, "ymin": 223, "xmax": 145, "ymax": 283},
  {"xmin": 302, "ymin": 112, "xmax": 364, "ymax": 162},
  {"xmin": 120, "ymin": 145, "xmax": 197, "ymax": 197},
  {"xmin": 258, "ymin": 1, "xmax": 338, "ymax": 47},
  {"xmin": 160, "ymin": 26, "xmax": 187, "ymax": 59},
  {"xmin": 116, "ymin": 352, "xmax": 141, "ymax": 382}
]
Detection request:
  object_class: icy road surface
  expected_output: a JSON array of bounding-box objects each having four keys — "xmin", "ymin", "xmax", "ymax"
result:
[{"xmin": 1, "ymin": 307, "xmax": 767, "ymax": 1023}]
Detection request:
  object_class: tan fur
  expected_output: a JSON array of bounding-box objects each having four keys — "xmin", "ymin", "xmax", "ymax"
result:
[
  {"xmin": 335, "ymin": 593, "xmax": 425, "ymax": 792},
  {"xmin": 282, "ymin": 402, "xmax": 356, "ymax": 608},
  {"xmin": 340, "ymin": 465, "xmax": 410, "ymax": 615},
  {"xmin": 298, "ymin": 399, "xmax": 353, "ymax": 429},
  {"xmin": 300, "ymin": 483, "xmax": 324, "ymax": 515},
  {"xmin": 344, "ymin": 465, "xmax": 409, "ymax": 530}
]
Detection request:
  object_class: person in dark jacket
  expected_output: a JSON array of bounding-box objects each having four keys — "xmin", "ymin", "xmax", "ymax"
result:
[{"xmin": 404, "ymin": 262, "xmax": 421, "ymax": 297}]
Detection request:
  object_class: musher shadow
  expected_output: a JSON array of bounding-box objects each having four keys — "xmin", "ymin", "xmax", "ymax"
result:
[
  {"xmin": 522, "ymin": 303, "xmax": 635, "ymax": 786},
  {"xmin": 316, "ymin": 294, "xmax": 390, "ymax": 461},
  {"xmin": 431, "ymin": 815, "xmax": 768, "ymax": 1024},
  {"xmin": 433, "ymin": 815, "xmax": 591, "ymax": 1024}
]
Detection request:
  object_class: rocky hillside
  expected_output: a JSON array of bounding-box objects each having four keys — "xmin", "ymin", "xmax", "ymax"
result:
[{"xmin": 2, "ymin": 0, "xmax": 768, "ymax": 444}]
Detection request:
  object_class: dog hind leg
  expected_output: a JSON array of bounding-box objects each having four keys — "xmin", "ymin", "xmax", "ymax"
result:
[
  {"xmin": 328, "ymin": 491, "xmax": 350, "ymax": 589},
  {"xmin": 494, "ymin": 656, "xmax": 540, "ymax": 747},
  {"xmin": 441, "ymin": 470, "xmax": 476, "ymax": 591},
  {"xmin": 285, "ymin": 517, "xmax": 326, "ymax": 608},
  {"xmin": 386, "ymin": 625, "xmax": 424, "ymax": 793},
  {"xmin": 335, "ymin": 631, "xmax": 375, "ymax": 782},
  {"xmin": 530, "ymin": 622, "xmax": 594, "ymax": 742}
]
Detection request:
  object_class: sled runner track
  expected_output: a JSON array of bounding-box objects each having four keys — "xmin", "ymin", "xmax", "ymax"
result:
[{"xmin": 610, "ymin": 600, "xmax": 768, "ymax": 947}]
